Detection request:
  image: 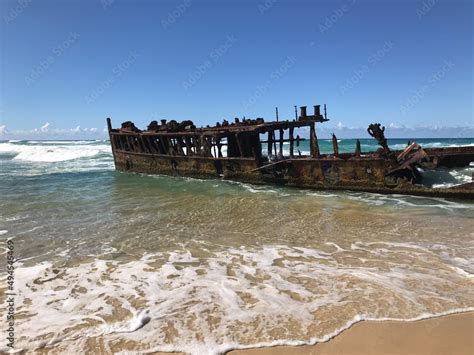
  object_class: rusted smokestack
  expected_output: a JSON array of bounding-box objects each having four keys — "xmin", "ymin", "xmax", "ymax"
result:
[
  {"xmin": 300, "ymin": 106, "xmax": 307, "ymax": 118},
  {"xmin": 314, "ymin": 105, "xmax": 321, "ymax": 117}
]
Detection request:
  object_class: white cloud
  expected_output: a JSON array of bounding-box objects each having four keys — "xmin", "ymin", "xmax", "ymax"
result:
[
  {"xmin": 1, "ymin": 123, "xmax": 107, "ymax": 140},
  {"xmin": 318, "ymin": 122, "xmax": 474, "ymax": 139},
  {"xmin": 40, "ymin": 122, "xmax": 50, "ymax": 132}
]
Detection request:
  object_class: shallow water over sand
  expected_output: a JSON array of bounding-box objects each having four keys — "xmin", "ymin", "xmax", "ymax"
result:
[{"xmin": 0, "ymin": 140, "xmax": 473, "ymax": 353}]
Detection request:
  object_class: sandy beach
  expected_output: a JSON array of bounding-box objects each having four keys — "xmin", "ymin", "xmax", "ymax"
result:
[
  {"xmin": 230, "ymin": 312, "xmax": 474, "ymax": 355},
  {"xmin": 34, "ymin": 311, "xmax": 473, "ymax": 354}
]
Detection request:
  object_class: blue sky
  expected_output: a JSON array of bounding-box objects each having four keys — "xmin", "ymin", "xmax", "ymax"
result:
[{"xmin": 0, "ymin": 0, "xmax": 472, "ymax": 139}]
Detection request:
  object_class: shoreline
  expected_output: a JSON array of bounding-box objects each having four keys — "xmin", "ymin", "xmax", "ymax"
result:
[
  {"xmin": 229, "ymin": 311, "xmax": 474, "ymax": 355},
  {"xmin": 27, "ymin": 311, "xmax": 474, "ymax": 354}
]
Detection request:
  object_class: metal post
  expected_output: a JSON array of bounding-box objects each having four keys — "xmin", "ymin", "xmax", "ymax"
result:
[
  {"xmin": 235, "ymin": 133, "xmax": 244, "ymax": 157},
  {"xmin": 355, "ymin": 139, "xmax": 361, "ymax": 157},
  {"xmin": 275, "ymin": 107, "xmax": 279, "ymax": 122},
  {"xmin": 332, "ymin": 133, "xmax": 339, "ymax": 158},
  {"xmin": 289, "ymin": 127, "xmax": 294, "ymax": 158},
  {"xmin": 310, "ymin": 123, "xmax": 320, "ymax": 158},
  {"xmin": 267, "ymin": 131, "xmax": 273, "ymax": 157},
  {"xmin": 272, "ymin": 130, "xmax": 277, "ymax": 156},
  {"xmin": 279, "ymin": 129, "xmax": 284, "ymax": 157}
]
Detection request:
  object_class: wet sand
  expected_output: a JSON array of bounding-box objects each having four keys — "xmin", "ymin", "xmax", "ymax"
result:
[
  {"xmin": 230, "ymin": 312, "xmax": 474, "ymax": 355},
  {"xmin": 38, "ymin": 311, "xmax": 473, "ymax": 354}
]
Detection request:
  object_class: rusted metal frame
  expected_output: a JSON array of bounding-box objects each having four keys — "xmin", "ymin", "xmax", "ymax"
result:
[
  {"xmin": 139, "ymin": 135, "xmax": 150, "ymax": 153},
  {"xmin": 110, "ymin": 134, "xmax": 119, "ymax": 151},
  {"xmin": 172, "ymin": 137, "xmax": 182, "ymax": 155},
  {"xmin": 107, "ymin": 118, "xmax": 118, "ymax": 163},
  {"xmin": 154, "ymin": 136, "xmax": 165, "ymax": 154},
  {"xmin": 175, "ymin": 136, "xmax": 185, "ymax": 155},
  {"xmin": 397, "ymin": 142, "xmax": 419, "ymax": 162},
  {"xmin": 130, "ymin": 136, "xmax": 140, "ymax": 152},
  {"xmin": 279, "ymin": 129, "xmax": 284, "ymax": 157},
  {"xmin": 272, "ymin": 130, "xmax": 277, "ymax": 156},
  {"xmin": 260, "ymin": 138, "xmax": 306, "ymax": 144},
  {"xmin": 235, "ymin": 133, "xmax": 244, "ymax": 158},
  {"xmin": 112, "ymin": 120, "xmax": 321, "ymax": 137},
  {"xmin": 332, "ymin": 133, "xmax": 339, "ymax": 158},
  {"xmin": 125, "ymin": 135, "xmax": 134, "ymax": 152},
  {"xmin": 201, "ymin": 135, "xmax": 212, "ymax": 157},
  {"xmin": 289, "ymin": 127, "xmax": 294, "ymax": 158},
  {"xmin": 267, "ymin": 130, "xmax": 273, "ymax": 157},
  {"xmin": 114, "ymin": 149, "xmax": 256, "ymax": 161},
  {"xmin": 184, "ymin": 136, "xmax": 194, "ymax": 156},
  {"xmin": 137, "ymin": 135, "xmax": 149, "ymax": 153},
  {"xmin": 133, "ymin": 136, "xmax": 142, "ymax": 152},
  {"xmin": 167, "ymin": 137, "xmax": 176, "ymax": 155},
  {"xmin": 116, "ymin": 135, "xmax": 123, "ymax": 151},
  {"xmin": 215, "ymin": 136, "xmax": 223, "ymax": 158},
  {"xmin": 194, "ymin": 135, "xmax": 202, "ymax": 156},
  {"xmin": 113, "ymin": 134, "xmax": 124, "ymax": 151},
  {"xmin": 250, "ymin": 159, "xmax": 289, "ymax": 172},
  {"xmin": 148, "ymin": 136, "xmax": 160, "ymax": 154},
  {"xmin": 251, "ymin": 133, "xmax": 260, "ymax": 160},
  {"xmin": 210, "ymin": 135, "xmax": 218, "ymax": 158},
  {"xmin": 118, "ymin": 135, "xmax": 126, "ymax": 151},
  {"xmin": 309, "ymin": 123, "xmax": 320, "ymax": 158},
  {"xmin": 355, "ymin": 139, "xmax": 361, "ymax": 157}
]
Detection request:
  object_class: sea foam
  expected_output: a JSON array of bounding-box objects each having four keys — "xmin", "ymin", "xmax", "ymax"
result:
[
  {"xmin": 0, "ymin": 142, "xmax": 111, "ymax": 162},
  {"xmin": 4, "ymin": 243, "xmax": 473, "ymax": 353}
]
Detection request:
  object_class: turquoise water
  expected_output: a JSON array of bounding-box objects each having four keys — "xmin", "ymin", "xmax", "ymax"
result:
[{"xmin": 0, "ymin": 138, "xmax": 473, "ymax": 353}]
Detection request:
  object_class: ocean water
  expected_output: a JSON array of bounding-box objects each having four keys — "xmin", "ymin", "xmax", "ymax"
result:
[{"xmin": 0, "ymin": 138, "xmax": 473, "ymax": 353}]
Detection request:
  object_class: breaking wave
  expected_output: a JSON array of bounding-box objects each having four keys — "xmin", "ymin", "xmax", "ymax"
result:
[{"xmin": 0, "ymin": 141, "xmax": 111, "ymax": 162}]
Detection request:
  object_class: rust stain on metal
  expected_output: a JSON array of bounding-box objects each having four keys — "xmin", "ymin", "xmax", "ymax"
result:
[{"xmin": 106, "ymin": 104, "xmax": 474, "ymax": 199}]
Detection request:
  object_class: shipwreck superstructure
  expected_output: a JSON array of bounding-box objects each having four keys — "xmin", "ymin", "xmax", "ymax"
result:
[{"xmin": 107, "ymin": 105, "xmax": 474, "ymax": 199}]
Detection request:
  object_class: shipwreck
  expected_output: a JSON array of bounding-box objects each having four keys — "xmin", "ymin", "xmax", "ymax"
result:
[{"xmin": 106, "ymin": 105, "xmax": 474, "ymax": 199}]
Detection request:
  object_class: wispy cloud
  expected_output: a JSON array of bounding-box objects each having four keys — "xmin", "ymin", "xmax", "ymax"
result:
[
  {"xmin": 1, "ymin": 122, "xmax": 472, "ymax": 140},
  {"xmin": 316, "ymin": 122, "xmax": 474, "ymax": 139},
  {"xmin": 0, "ymin": 123, "xmax": 107, "ymax": 140}
]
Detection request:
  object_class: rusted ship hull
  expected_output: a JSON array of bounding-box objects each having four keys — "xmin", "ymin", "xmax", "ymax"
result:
[
  {"xmin": 107, "ymin": 106, "xmax": 474, "ymax": 200},
  {"xmin": 111, "ymin": 149, "xmax": 474, "ymax": 199}
]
